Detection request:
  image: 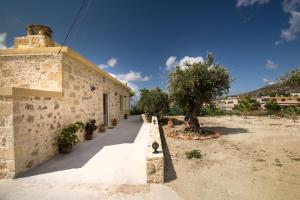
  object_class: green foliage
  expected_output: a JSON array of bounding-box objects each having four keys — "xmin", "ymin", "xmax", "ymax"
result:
[
  {"xmin": 199, "ymin": 103, "xmax": 224, "ymax": 116},
  {"xmin": 265, "ymin": 100, "xmax": 281, "ymax": 115},
  {"xmin": 85, "ymin": 119, "xmax": 97, "ymax": 134},
  {"xmin": 130, "ymin": 105, "xmax": 143, "ymax": 115},
  {"xmin": 285, "ymin": 106, "xmax": 299, "ymax": 126},
  {"xmin": 168, "ymin": 53, "xmax": 231, "ymax": 111},
  {"xmin": 168, "ymin": 53, "xmax": 231, "ymax": 132},
  {"xmin": 58, "ymin": 121, "xmax": 84, "ymax": 148},
  {"xmin": 185, "ymin": 150, "xmax": 202, "ymax": 160},
  {"xmin": 280, "ymin": 68, "xmax": 300, "ymax": 87},
  {"xmin": 234, "ymin": 97, "xmax": 260, "ymax": 111},
  {"xmin": 233, "ymin": 97, "xmax": 261, "ymax": 118},
  {"xmin": 165, "ymin": 104, "xmax": 186, "ymax": 116},
  {"xmin": 129, "ymin": 90, "xmax": 136, "ymax": 97},
  {"xmin": 136, "ymin": 87, "xmax": 169, "ymax": 115}
]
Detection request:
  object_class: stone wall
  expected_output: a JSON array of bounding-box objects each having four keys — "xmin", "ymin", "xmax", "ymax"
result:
[
  {"xmin": 0, "ymin": 54, "xmax": 62, "ymax": 91},
  {"xmin": 13, "ymin": 95, "xmax": 64, "ymax": 174},
  {"xmin": 0, "ymin": 90, "xmax": 65, "ymax": 177},
  {"xmin": 0, "ymin": 96, "xmax": 14, "ymax": 179},
  {"xmin": 0, "ymin": 46, "xmax": 131, "ymax": 178},
  {"xmin": 14, "ymin": 35, "xmax": 55, "ymax": 49},
  {"xmin": 61, "ymin": 54, "xmax": 130, "ymax": 129},
  {"xmin": 145, "ymin": 116, "xmax": 164, "ymax": 183}
]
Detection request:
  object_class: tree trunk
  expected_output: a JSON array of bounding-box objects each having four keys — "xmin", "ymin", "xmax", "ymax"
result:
[{"xmin": 185, "ymin": 102, "xmax": 200, "ymax": 133}]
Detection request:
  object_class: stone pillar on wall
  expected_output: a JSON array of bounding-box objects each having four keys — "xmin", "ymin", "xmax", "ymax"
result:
[
  {"xmin": 14, "ymin": 24, "xmax": 55, "ymax": 48},
  {"xmin": 0, "ymin": 97, "xmax": 15, "ymax": 179}
]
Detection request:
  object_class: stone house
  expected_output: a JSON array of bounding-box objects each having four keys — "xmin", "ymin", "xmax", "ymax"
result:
[{"xmin": 0, "ymin": 25, "xmax": 131, "ymax": 179}]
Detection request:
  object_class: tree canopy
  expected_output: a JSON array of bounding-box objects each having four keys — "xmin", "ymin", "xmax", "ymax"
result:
[
  {"xmin": 168, "ymin": 53, "xmax": 231, "ymax": 132},
  {"xmin": 280, "ymin": 68, "xmax": 300, "ymax": 87},
  {"xmin": 136, "ymin": 87, "xmax": 169, "ymax": 115},
  {"xmin": 233, "ymin": 97, "xmax": 261, "ymax": 119},
  {"xmin": 265, "ymin": 100, "xmax": 281, "ymax": 115}
]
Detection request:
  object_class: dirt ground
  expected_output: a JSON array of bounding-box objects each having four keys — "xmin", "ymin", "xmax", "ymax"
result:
[{"xmin": 162, "ymin": 115, "xmax": 300, "ymax": 200}]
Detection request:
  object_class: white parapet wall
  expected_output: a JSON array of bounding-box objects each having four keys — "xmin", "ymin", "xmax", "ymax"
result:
[{"xmin": 143, "ymin": 115, "xmax": 164, "ymax": 183}]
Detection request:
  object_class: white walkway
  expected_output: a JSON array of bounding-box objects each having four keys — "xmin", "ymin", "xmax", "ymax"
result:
[{"xmin": 0, "ymin": 116, "xmax": 182, "ymax": 199}]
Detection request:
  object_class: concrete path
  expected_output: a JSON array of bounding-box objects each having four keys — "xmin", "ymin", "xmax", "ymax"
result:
[
  {"xmin": 22, "ymin": 115, "xmax": 143, "ymax": 177},
  {"xmin": 0, "ymin": 115, "xmax": 182, "ymax": 200}
]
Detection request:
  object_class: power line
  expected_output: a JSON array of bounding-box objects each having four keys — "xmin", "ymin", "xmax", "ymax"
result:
[
  {"xmin": 58, "ymin": 0, "xmax": 90, "ymax": 55},
  {"xmin": 71, "ymin": 0, "xmax": 93, "ymax": 40}
]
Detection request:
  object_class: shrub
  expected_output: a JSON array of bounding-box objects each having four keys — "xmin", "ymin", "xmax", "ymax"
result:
[
  {"xmin": 185, "ymin": 150, "xmax": 202, "ymax": 160},
  {"xmin": 136, "ymin": 88, "xmax": 169, "ymax": 115},
  {"xmin": 265, "ymin": 100, "xmax": 281, "ymax": 115},
  {"xmin": 85, "ymin": 119, "xmax": 97, "ymax": 140},
  {"xmin": 58, "ymin": 121, "xmax": 84, "ymax": 149},
  {"xmin": 165, "ymin": 105, "xmax": 185, "ymax": 116},
  {"xmin": 199, "ymin": 104, "xmax": 224, "ymax": 116}
]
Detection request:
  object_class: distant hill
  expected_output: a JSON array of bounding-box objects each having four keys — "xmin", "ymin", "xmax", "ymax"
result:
[{"xmin": 239, "ymin": 82, "xmax": 300, "ymax": 97}]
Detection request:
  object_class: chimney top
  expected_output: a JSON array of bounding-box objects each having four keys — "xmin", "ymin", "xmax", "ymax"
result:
[{"xmin": 26, "ymin": 24, "xmax": 53, "ymax": 38}]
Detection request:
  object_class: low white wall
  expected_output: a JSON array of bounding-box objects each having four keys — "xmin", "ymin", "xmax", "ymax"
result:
[{"xmin": 143, "ymin": 115, "xmax": 164, "ymax": 183}]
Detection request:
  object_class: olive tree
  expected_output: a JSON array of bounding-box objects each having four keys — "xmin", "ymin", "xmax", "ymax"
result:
[
  {"xmin": 280, "ymin": 68, "xmax": 300, "ymax": 87},
  {"xmin": 168, "ymin": 53, "xmax": 231, "ymax": 132}
]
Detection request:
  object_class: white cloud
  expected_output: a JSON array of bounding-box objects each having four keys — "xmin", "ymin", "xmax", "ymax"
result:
[
  {"xmin": 0, "ymin": 32, "xmax": 7, "ymax": 49},
  {"xmin": 275, "ymin": 0, "xmax": 300, "ymax": 44},
  {"xmin": 107, "ymin": 58, "xmax": 117, "ymax": 67},
  {"xmin": 165, "ymin": 55, "xmax": 204, "ymax": 71},
  {"xmin": 236, "ymin": 0, "xmax": 270, "ymax": 7},
  {"xmin": 114, "ymin": 70, "xmax": 150, "ymax": 82},
  {"xmin": 265, "ymin": 59, "xmax": 278, "ymax": 69},
  {"xmin": 262, "ymin": 77, "xmax": 276, "ymax": 85},
  {"xmin": 279, "ymin": 11, "xmax": 300, "ymax": 42},
  {"xmin": 98, "ymin": 57, "xmax": 118, "ymax": 69},
  {"xmin": 236, "ymin": 0, "xmax": 300, "ymax": 44},
  {"xmin": 165, "ymin": 56, "xmax": 177, "ymax": 71},
  {"xmin": 109, "ymin": 70, "xmax": 150, "ymax": 92},
  {"xmin": 179, "ymin": 56, "xmax": 204, "ymax": 69}
]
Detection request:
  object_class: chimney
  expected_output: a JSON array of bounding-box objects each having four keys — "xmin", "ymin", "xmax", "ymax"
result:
[{"xmin": 14, "ymin": 24, "xmax": 55, "ymax": 48}]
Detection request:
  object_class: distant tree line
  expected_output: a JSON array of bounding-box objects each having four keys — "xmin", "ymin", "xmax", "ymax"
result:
[{"xmin": 130, "ymin": 57, "xmax": 300, "ymax": 131}]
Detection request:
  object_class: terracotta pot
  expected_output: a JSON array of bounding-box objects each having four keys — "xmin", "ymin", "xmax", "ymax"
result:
[
  {"xmin": 146, "ymin": 114, "xmax": 152, "ymax": 123},
  {"xmin": 60, "ymin": 144, "xmax": 72, "ymax": 154},
  {"xmin": 85, "ymin": 132, "xmax": 93, "ymax": 140},
  {"xmin": 99, "ymin": 125, "xmax": 106, "ymax": 133}
]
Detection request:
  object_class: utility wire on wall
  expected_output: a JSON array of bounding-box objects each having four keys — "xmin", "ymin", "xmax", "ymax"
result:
[{"xmin": 58, "ymin": 0, "xmax": 91, "ymax": 55}]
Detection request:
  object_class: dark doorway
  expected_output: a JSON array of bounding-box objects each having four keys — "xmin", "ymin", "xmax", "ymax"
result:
[{"xmin": 103, "ymin": 93, "xmax": 108, "ymax": 126}]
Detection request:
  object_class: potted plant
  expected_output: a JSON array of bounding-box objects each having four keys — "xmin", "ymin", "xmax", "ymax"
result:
[
  {"xmin": 146, "ymin": 113, "xmax": 152, "ymax": 123},
  {"xmin": 85, "ymin": 119, "xmax": 97, "ymax": 140},
  {"xmin": 112, "ymin": 118, "xmax": 118, "ymax": 126},
  {"xmin": 99, "ymin": 123, "xmax": 106, "ymax": 133},
  {"xmin": 124, "ymin": 113, "xmax": 128, "ymax": 119},
  {"xmin": 58, "ymin": 121, "xmax": 84, "ymax": 153}
]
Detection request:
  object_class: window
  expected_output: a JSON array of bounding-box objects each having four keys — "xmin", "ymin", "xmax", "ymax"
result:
[{"xmin": 119, "ymin": 95, "xmax": 123, "ymax": 112}]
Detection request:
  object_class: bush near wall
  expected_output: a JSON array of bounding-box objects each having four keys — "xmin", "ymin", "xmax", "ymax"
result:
[{"xmin": 199, "ymin": 104, "xmax": 224, "ymax": 116}]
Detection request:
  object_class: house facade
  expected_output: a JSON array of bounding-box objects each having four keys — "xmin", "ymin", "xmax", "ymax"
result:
[{"xmin": 0, "ymin": 25, "xmax": 131, "ymax": 179}]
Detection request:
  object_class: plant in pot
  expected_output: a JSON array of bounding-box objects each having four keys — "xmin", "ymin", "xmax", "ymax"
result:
[
  {"xmin": 58, "ymin": 121, "xmax": 84, "ymax": 153},
  {"xmin": 112, "ymin": 118, "xmax": 118, "ymax": 126},
  {"xmin": 99, "ymin": 123, "xmax": 106, "ymax": 133},
  {"xmin": 85, "ymin": 119, "xmax": 97, "ymax": 140},
  {"xmin": 124, "ymin": 113, "xmax": 128, "ymax": 119},
  {"xmin": 146, "ymin": 113, "xmax": 152, "ymax": 123}
]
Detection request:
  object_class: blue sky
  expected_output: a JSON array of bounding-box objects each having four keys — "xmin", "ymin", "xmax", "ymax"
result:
[{"xmin": 1, "ymin": 0, "xmax": 300, "ymax": 95}]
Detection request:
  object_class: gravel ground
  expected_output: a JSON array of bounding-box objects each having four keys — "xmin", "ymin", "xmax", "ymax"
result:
[{"xmin": 162, "ymin": 115, "xmax": 300, "ymax": 200}]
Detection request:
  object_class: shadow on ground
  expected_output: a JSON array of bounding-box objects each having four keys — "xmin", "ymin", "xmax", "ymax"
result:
[
  {"xmin": 159, "ymin": 124, "xmax": 177, "ymax": 183},
  {"xmin": 205, "ymin": 126, "xmax": 249, "ymax": 135},
  {"xmin": 19, "ymin": 116, "xmax": 142, "ymax": 178}
]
